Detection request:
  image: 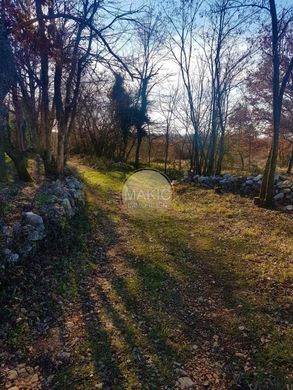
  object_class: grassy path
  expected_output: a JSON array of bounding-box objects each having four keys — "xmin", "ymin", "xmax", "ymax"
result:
[
  {"xmin": 65, "ymin": 163, "xmax": 292, "ymax": 389},
  {"xmin": 1, "ymin": 163, "xmax": 292, "ymax": 389}
]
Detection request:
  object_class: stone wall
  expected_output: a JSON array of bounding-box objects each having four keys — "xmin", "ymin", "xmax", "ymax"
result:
[
  {"xmin": 177, "ymin": 173, "xmax": 293, "ymax": 212},
  {"xmin": 1, "ymin": 175, "xmax": 84, "ymax": 263}
]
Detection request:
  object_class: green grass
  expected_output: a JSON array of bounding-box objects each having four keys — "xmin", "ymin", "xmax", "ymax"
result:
[
  {"xmin": 34, "ymin": 192, "xmax": 54, "ymax": 207},
  {"xmin": 0, "ymin": 202, "xmax": 16, "ymax": 218},
  {"xmin": 68, "ymin": 163, "xmax": 293, "ymax": 388},
  {"xmin": 2, "ymin": 160, "xmax": 292, "ymax": 389}
]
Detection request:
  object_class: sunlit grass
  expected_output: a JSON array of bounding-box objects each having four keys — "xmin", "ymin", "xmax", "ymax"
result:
[{"xmin": 72, "ymin": 162, "xmax": 293, "ymax": 388}]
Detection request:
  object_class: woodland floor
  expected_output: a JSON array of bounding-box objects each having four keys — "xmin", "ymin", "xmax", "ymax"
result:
[{"xmin": 1, "ymin": 161, "xmax": 293, "ymax": 389}]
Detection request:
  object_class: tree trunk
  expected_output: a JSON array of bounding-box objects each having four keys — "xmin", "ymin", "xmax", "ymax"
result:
[
  {"xmin": 35, "ymin": 154, "xmax": 42, "ymax": 182},
  {"xmin": 121, "ymin": 139, "xmax": 127, "ymax": 162},
  {"xmin": 4, "ymin": 118, "xmax": 32, "ymax": 182},
  {"xmin": 207, "ymin": 105, "xmax": 218, "ymax": 175},
  {"xmin": 191, "ymin": 132, "xmax": 201, "ymax": 175},
  {"xmin": 42, "ymin": 150, "xmax": 57, "ymax": 178},
  {"xmin": 239, "ymin": 151, "xmax": 245, "ymax": 171},
  {"xmin": 0, "ymin": 19, "xmax": 16, "ymax": 181},
  {"xmin": 0, "ymin": 151, "xmax": 6, "ymax": 181},
  {"xmin": 134, "ymin": 77, "xmax": 148, "ymax": 169},
  {"xmin": 287, "ymin": 145, "xmax": 293, "ymax": 174},
  {"xmin": 0, "ymin": 109, "xmax": 6, "ymax": 181},
  {"xmin": 260, "ymin": 0, "xmax": 281, "ymax": 206},
  {"xmin": 1, "ymin": 106, "xmax": 32, "ymax": 182},
  {"xmin": 248, "ymin": 135, "xmax": 252, "ymax": 172},
  {"xmin": 56, "ymin": 129, "xmax": 65, "ymax": 175},
  {"xmin": 148, "ymin": 126, "xmax": 151, "ymax": 167},
  {"xmin": 207, "ymin": 28, "xmax": 222, "ymax": 177},
  {"xmin": 35, "ymin": 0, "xmax": 52, "ymax": 178},
  {"xmin": 126, "ymin": 136, "xmax": 136, "ymax": 162},
  {"xmin": 134, "ymin": 127, "xmax": 143, "ymax": 168},
  {"xmin": 6, "ymin": 149, "xmax": 32, "ymax": 182},
  {"xmin": 0, "ymin": 137, "xmax": 6, "ymax": 181},
  {"xmin": 259, "ymin": 147, "xmax": 271, "ymax": 201},
  {"xmin": 164, "ymin": 126, "xmax": 169, "ymax": 174},
  {"xmin": 216, "ymin": 129, "xmax": 225, "ymax": 175}
]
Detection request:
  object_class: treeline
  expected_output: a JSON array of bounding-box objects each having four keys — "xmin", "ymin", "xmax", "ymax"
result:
[{"xmin": 0, "ymin": 0, "xmax": 293, "ymax": 205}]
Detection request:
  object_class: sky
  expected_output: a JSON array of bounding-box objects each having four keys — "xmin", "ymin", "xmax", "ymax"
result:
[{"xmin": 90, "ymin": 0, "xmax": 292, "ymax": 133}]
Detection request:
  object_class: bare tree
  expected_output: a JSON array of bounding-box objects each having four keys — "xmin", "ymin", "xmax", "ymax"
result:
[
  {"xmin": 0, "ymin": 6, "xmax": 32, "ymax": 181},
  {"xmin": 129, "ymin": 7, "xmax": 166, "ymax": 168},
  {"xmin": 259, "ymin": 1, "xmax": 293, "ymax": 204},
  {"xmin": 165, "ymin": 0, "xmax": 203, "ymax": 174},
  {"xmin": 228, "ymin": 0, "xmax": 293, "ymax": 204},
  {"xmin": 198, "ymin": 0, "xmax": 254, "ymax": 175},
  {"xmin": 0, "ymin": 17, "xmax": 14, "ymax": 181},
  {"xmin": 4, "ymin": 0, "xmax": 139, "ymax": 177},
  {"xmin": 159, "ymin": 84, "xmax": 179, "ymax": 173}
]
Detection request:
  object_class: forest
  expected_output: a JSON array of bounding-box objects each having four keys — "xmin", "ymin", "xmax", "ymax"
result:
[{"xmin": 0, "ymin": 0, "xmax": 293, "ymax": 389}]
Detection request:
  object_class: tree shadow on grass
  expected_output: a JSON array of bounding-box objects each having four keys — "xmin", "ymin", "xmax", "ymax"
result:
[
  {"xmin": 2, "ymin": 164, "xmax": 289, "ymax": 389},
  {"xmin": 124, "ymin": 209, "xmax": 293, "ymax": 388},
  {"xmin": 70, "ymin": 197, "xmax": 181, "ymax": 388},
  {"xmin": 40, "ymin": 179, "xmax": 293, "ymax": 388}
]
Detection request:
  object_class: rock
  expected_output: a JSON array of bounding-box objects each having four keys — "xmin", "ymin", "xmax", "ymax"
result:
[
  {"xmin": 279, "ymin": 175, "xmax": 287, "ymax": 181},
  {"xmin": 0, "ymin": 175, "xmax": 84, "ymax": 264},
  {"xmin": 30, "ymin": 373, "xmax": 39, "ymax": 383},
  {"xmin": 6, "ymin": 252, "xmax": 19, "ymax": 263},
  {"xmin": 75, "ymin": 190, "xmax": 85, "ymax": 204},
  {"xmin": 198, "ymin": 176, "xmax": 215, "ymax": 188},
  {"xmin": 12, "ymin": 222, "xmax": 21, "ymax": 234},
  {"xmin": 19, "ymin": 242, "xmax": 33, "ymax": 256},
  {"xmin": 58, "ymin": 351, "xmax": 71, "ymax": 361},
  {"xmin": 61, "ymin": 198, "xmax": 74, "ymax": 217},
  {"xmin": 283, "ymin": 188, "xmax": 291, "ymax": 194},
  {"xmin": 36, "ymin": 223, "xmax": 46, "ymax": 234},
  {"xmin": 2, "ymin": 225, "xmax": 13, "ymax": 237},
  {"xmin": 22, "ymin": 224, "xmax": 46, "ymax": 241},
  {"xmin": 24, "ymin": 212, "xmax": 43, "ymax": 226},
  {"xmin": 273, "ymin": 192, "xmax": 284, "ymax": 201},
  {"xmin": 175, "ymin": 368, "xmax": 189, "ymax": 376},
  {"xmin": 18, "ymin": 367, "xmax": 29, "ymax": 378},
  {"xmin": 279, "ymin": 180, "xmax": 292, "ymax": 188},
  {"xmin": 176, "ymin": 377, "xmax": 194, "ymax": 389},
  {"xmin": 235, "ymin": 352, "xmax": 246, "ymax": 358},
  {"xmin": 7, "ymin": 370, "xmax": 18, "ymax": 380},
  {"xmin": 286, "ymin": 205, "xmax": 293, "ymax": 211},
  {"xmin": 47, "ymin": 375, "xmax": 54, "ymax": 384},
  {"xmin": 112, "ymin": 161, "xmax": 129, "ymax": 170},
  {"xmin": 28, "ymin": 227, "xmax": 46, "ymax": 241},
  {"xmin": 254, "ymin": 174, "xmax": 262, "ymax": 181},
  {"xmin": 67, "ymin": 180, "xmax": 77, "ymax": 190}
]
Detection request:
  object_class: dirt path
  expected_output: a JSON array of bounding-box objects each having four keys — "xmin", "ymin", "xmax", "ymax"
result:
[{"xmin": 1, "ymin": 164, "xmax": 293, "ymax": 389}]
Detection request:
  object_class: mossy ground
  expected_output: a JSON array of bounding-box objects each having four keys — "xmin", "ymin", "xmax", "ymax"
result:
[{"xmin": 1, "ymin": 161, "xmax": 292, "ymax": 389}]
